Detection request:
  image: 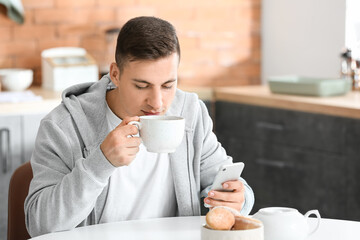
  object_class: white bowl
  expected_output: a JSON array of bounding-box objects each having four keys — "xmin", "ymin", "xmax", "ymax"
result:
[
  {"xmin": 201, "ymin": 224, "xmax": 264, "ymax": 240},
  {"xmin": 0, "ymin": 68, "xmax": 33, "ymax": 91}
]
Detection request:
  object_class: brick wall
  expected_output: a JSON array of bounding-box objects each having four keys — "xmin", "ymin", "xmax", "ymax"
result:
[{"xmin": 0, "ymin": 0, "xmax": 261, "ymax": 87}]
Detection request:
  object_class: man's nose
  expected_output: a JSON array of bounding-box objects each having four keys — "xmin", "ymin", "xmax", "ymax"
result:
[{"xmin": 148, "ymin": 88, "xmax": 163, "ymax": 110}]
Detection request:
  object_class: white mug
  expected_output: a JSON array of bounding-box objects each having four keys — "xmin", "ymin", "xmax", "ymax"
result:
[{"xmin": 128, "ymin": 115, "xmax": 185, "ymax": 153}]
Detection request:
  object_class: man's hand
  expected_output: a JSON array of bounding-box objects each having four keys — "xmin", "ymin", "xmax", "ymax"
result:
[
  {"xmin": 100, "ymin": 116, "xmax": 141, "ymax": 167},
  {"xmin": 204, "ymin": 180, "xmax": 245, "ymax": 212}
]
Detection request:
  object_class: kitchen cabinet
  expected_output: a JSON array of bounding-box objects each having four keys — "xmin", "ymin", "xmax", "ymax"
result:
[
  {"xmin": 0, "ymin": 113, "xmax": 47, "ymax": 240},
  {"xmin": 215, "ymin": 101, "xmax": 357, "ymax": 220},
  {"xmin": 346, "ymin": 118, "xmax": 360, "ymax": 220},
  {"xmin": 0, "ymin": 115, "xmax": 22, "ymax": 240}
]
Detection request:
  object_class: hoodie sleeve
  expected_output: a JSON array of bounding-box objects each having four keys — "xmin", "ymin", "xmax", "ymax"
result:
[
  {"xmin": 24, "ymin": 119, "xmax": 116, "ymax": 237},
  {"xmin": 197, "ymin": 100, "xmax": 255, "ymax": 215}
]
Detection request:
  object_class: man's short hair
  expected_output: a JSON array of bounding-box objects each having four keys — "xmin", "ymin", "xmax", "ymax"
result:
[{"xmin": 115, "ymin": 16, "xmax": 181, "ymax": 71}]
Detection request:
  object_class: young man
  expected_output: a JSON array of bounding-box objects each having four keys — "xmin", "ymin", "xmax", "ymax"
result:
[{"xmin": 25, "ymin": 16, "xmax": 254, "ymax": 237}]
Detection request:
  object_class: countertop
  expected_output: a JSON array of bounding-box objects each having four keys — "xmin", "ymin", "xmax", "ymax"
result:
[
  {"xmin": 0, "ymin": 87, "xmax": 62, "ymax": 115},
  {"xmin": 0, "ymin": 86, "xmax": 213, "ymax": 115},
  {"xmin": 2, "ymin": 85, "xmax": 360, "ymax": 119},
  {"xmin": 215, "ymin": 85, "xmax": 360, "ymax": 119}
]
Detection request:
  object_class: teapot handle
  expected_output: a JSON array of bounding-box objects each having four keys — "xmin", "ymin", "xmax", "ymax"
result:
[{"xmin": 305, "ymin": 209, "xmax": 321, "ymax": 237}]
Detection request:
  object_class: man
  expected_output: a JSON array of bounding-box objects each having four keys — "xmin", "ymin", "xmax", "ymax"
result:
[{"xmin": 25, "ymin": 16, "xmax": 254, "ymax": 237}]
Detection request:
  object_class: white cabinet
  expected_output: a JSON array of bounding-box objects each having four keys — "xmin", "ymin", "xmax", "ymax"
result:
[
  {"xmin": 0, "ymin": 113, "xmax": 47, "ymax": 240},
  {"xmin": 0, "ymin": 116, "xmax": 22, "ymax": 172},
  {"xmin": 0, "ymin": 115, "xmax": 22, "ymax": 239}
]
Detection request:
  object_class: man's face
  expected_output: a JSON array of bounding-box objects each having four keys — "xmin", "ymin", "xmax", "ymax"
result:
[{"xmin": 108, "ymin": 53, "xmax": 179, "ymax": 119}]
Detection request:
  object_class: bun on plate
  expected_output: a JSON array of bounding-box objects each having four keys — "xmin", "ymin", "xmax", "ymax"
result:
[
  {"xmin": 205, "ymin": 207, "xmax": 235, "ymax": 230},
  {"xmin": 205, "ymin": 206, "xmax": 263, "ymax": 231}
]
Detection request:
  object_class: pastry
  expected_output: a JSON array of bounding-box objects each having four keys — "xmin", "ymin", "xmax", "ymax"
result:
[{"xmin": 205, "ymin": 207, "xmax": 236, "ymax": 230}]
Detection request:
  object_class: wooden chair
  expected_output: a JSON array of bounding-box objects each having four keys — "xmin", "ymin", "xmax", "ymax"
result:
[{"xmin": 7, "ymin": 162, "xmax": 32, "ymax": 240}]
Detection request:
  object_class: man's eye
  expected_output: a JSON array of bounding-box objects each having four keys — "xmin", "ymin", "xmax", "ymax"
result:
[
  {"xmin": 162, "ymin": 84, "xmax": 174, "ymax": 89},
  {"xmin": 135, "ymin": 84, "xmax": 148, "ymax": 89}
]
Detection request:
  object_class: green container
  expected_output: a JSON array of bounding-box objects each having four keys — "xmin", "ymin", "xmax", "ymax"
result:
[{"xmin": 268, "ymin": 75, "xmax": 352, "ymax": 97}]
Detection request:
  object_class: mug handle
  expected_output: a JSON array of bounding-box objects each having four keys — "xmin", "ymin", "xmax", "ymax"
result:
[
  {"xmin": 305, "ymin": 209, "xmax": 321, "ymax": 237},
  {"xmin": 128, "ymin": 121, "xmax": 141, "ymax": 137}
]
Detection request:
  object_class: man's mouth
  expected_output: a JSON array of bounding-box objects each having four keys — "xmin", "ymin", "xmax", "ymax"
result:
[{"xmin": 142, "ymin": 110, "xmax": 162, "ymax": 115}]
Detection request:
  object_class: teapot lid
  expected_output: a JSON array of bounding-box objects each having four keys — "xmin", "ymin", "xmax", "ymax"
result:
[{"xmin": 257, "ymin": 207, "xmax": 299, "ymax": 215}]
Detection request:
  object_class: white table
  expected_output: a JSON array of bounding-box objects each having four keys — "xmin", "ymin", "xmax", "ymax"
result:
[{"xmin": 30, "ymin": 216, "xmax": 360, "ymax": 240}]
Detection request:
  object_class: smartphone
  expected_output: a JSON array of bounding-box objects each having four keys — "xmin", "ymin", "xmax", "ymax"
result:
[{"xmin": 210, "ymin": 162, "xmax": 245, "ymax": 192}]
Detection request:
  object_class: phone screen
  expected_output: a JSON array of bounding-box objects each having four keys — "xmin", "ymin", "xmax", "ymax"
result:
[{"xmin": 210, "ymin": 162, "xmax": 245, "ymax": 191}]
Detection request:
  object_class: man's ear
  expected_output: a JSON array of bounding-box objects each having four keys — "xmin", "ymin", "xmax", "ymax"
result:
[{"xmin": 109, "ymin": 62, "xmax": 121, "ymax": 86}]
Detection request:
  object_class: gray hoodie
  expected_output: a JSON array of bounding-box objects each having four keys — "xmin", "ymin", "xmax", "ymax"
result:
[{"xmin": 25, "ymin": 75, "xmax": 254, "ymax": 237}]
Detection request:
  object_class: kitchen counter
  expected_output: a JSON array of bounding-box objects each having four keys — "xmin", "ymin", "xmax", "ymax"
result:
[
  {"xmin": 178, "ymin": 85, "xmax": 214, "ymax": 101},
  {"xmin": 0, "ymin": 86, "xmax": 213, "ymax": 116},
  {"xmin": 0, "ymin": 87, "xmax": 62, "ymax": 115},
  {"xmin": 3, "ymin": 85, "xmax": 360, "ymax": 119},
  {"xmin": 215, "ymin": 85, "xmax": 360, "ymax": 119}
]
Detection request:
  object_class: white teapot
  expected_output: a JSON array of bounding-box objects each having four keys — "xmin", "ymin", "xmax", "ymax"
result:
[{"xmin": 253, "ymin": 207, "xmax": 321, "ymax": 240}]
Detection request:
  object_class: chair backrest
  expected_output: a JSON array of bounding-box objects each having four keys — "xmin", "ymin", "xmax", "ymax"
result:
[{"xmin": 7, "ymin": 162, "xmax": 33, "ymax": 240}]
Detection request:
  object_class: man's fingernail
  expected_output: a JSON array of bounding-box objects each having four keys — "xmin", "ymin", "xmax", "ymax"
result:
[
  {"xmin": 205, "ymin": 198, "xmax": 210, "ymax": 203},
  {"xmin": 223, "ymin": 183, "xmax": 229, "ymax": 188},
  {"xmin": 209, "ymin": 192, "xmax": 214, "ymax": 197}
]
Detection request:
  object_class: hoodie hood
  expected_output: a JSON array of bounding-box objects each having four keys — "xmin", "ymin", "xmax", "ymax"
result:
[{"xmin": 61, "ymin": 74, "xmax": 114, "ymax": 151}]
